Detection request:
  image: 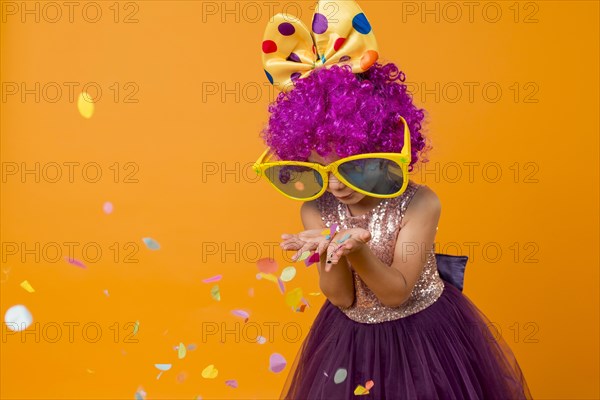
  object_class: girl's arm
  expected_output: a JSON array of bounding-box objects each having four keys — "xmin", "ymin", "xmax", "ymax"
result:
[
  {"xmin": 300, "ymin": 202, "xmax": 355, "ymax": 308},
  {"xmin": 345, "ymin": 186, "xmax": 441, "ymax": 307}
]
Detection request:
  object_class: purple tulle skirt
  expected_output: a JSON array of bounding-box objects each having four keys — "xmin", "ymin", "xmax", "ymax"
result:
[{"xmin": 280, "ymin": 279, "xmax": 533, "ymax": 400}]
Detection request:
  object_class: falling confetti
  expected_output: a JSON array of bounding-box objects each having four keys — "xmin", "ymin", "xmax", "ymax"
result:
[
  {"xmin": 103, "ymin": 289, "xmax": 110, "ymax": 297},
  {"xmin": 133, "ymin": 320, "xmax": 140, "ymax": 336},
  {"xmin": 154, "ymin": 363, "xmax": 172, "ymax": 380},
  {"xmin": 248, "ymin": 287, "xmax": 255, "ymax": 297},
  {"xmin": 336, "ymin": 233, "xmax": 351, "ymax": 244},
  {"xmin": 225, "ymin": 379, "xmax": 238, "ymax": 389},
  {"xmin": 103, "ymin": 201, "xmax": 113, "ymax": 214},
  {"xmin": 285, "ymin": 288, "xmax": 303, "ymax": 309},
  {"xmin": 210, "ymin": 285, "xmax": 221, "ymax": 301},
  {"xmin": 178, "ymin": 342, "xmax": 187, "ymax": 359},
  {"xmin": 176, "ymin": 371, "xmax": 188, "ymax": 384},
  {"xmin": 187, "ymin": 343, "xmax": 197, "ymax": 351},
  {"xmin": 280, "ymin": 267, "xmax": 296, "ymax": 282},
  {"xmin": 269, "ymin": 353, "xmax": 287, "ymax": 373},
  {"xmin": 256, "ymin": 336, "xmax": 267, "ymax": 344},
  {"xmin": 257, "ymin": 258, "xmax": 278, "ymax": 274},
  {"xmin": 86, "ymin": 368, "xmax": 95, "ymax": 374},
  {"xmin": 4, "ymin": 305, "xmax": 33, "ymax": 331},
  {"xmin": 142, "ymin": 237, "xmax": 160, "ymax": 250},
  {"xmin": 256, "ymin": 272, "xmax": 278, "ymax": 283},
  {"xmin": 201, "ymin": 364, "xmax": 218, "ymax": 379},
  {"xmin": 296, "ymin": 250, "xmax": 311, "ymax": 262},
  {"xmin": 65, "ymin": 256, "xmax": 86, "ymax": 269},
  {"xmin": 334, "ymin": 368, "xmax": 347, "ymax": 384},
  {"xmin": 77, "ymin": 91, "xmax": 95, "ymax": 118},
  {"xmin": 134, "ymin": 386, "xmax": 147, "ymax": 400},
  {"xmin": 202, "ymin": 274, "xmax": 222, "ymax": 283},
  {"xmin": 354, "ymin": 380, "xmax": 375, "ymax": 395},
  {"xmin": 20, "ymin": 280, "xmax": 35, "ymax": 293},
  {"xmin": 305, "ymin": 252, "xmax": 320, "ymax": 267},
  {"xmin": 276, "ymin": 278, "xmax": 285, "ymax": 294},
  {"xmin": 231, "ymin": 309, "xmax": 249, "ymax": 322},
  {"xmin": 309, "ymin": 292, "xmax": 321, "ymax": 296}
]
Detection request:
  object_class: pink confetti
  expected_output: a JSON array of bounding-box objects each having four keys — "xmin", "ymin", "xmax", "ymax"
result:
[
  {"xmin": 225, "ymin": 379, "xmax": 238, "ymax": 389},
  {"xmin": 65, "ymin": 256, "xmax": 86, "ymax": 269},
  {"xmin": 103, "ymin": 201, "xmax": 113, "ymax": 214},
  {"xmin": 257, "ymin": 258, "xmax": 278, "ymax": 274},
  {"xmin": 231, "ymin": 309, "xmax": 249, "ymax": 322},
  {"xmin": 269, "ymin": 353, "xmax": 287, "ymax": 373},
  {"xmin": 202, "ymin": 275, "xmax": 222, "ymax": 283},
  {"xmin": 277, "ymin": 278, "xmax": 285, "ymax": 294},
  {"xmin": 305, "ymin": 252, "xmax": 320, "ymax": 267}
]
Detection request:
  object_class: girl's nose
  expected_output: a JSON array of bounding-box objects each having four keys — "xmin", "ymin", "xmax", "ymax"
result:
[{"xmin": 326, "ymin": 172, "xmax": 346, "ymax": 191}]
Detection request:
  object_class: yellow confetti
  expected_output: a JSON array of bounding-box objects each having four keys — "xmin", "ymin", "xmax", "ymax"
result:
[
  {"xmin": 178, "ymin": 342, "xmax": 187, "ymax": 359},
  {"xmin": 308, "ymin": 292, "xmax": 321, "ymax": 296},
  {"xmin": 257, "ymin": 272, "xmax": 278, "ymax": 283},
  {"xmin": 354, "ymin": 385, "xmax": 370, "ymax": 395},
  {"xmin": 133, "ymin": 320, "xmax": 140, "ymax": 335},
  {"xmin": 280, "ymin": 266, "xmax": 296, "ymax": 282},
  {"xmin": 77, "ymin": 91, "xmax": 95, "ymax": 118},
  {"xmin": 86, "ymin": 368, "xmax": 95, "ymax": 374},
  {"xmin": 285, "ymin": 288, "xmax": 303, "ymax": 309},
  {"xmin": 296, "ymin": 250, "xmax": 311, "ymax": 262},
  {"xmin": 210, "ymin": 285, "xmax": 221, "ymax": 301},
  {"xmin": 201, "ymin": 364, "xmax": 218, "ymax": 379},
  {"xmin": 20, "ymin": 280, "xmax": 35, "ymax": 293}
]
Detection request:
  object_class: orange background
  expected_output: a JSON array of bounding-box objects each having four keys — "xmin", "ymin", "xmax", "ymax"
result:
[{"xmin": 1, "ymin": 1, "xmax": 598, "ymax": 399}]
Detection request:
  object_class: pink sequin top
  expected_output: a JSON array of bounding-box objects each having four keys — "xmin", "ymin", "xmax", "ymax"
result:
[{"xmin": 315, "ymin": 180, "xmax": 445, "ymax": 324}]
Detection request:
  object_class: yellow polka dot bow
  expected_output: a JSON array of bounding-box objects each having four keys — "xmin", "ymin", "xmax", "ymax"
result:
[{"xmin": 261, "ymin": 0, "xmax": 379, "ymax": 93}]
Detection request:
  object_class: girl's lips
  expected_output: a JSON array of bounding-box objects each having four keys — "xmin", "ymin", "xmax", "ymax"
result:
[{"xmin": 338, "ymin": 193, "xmax": 353, "ymax": 200}]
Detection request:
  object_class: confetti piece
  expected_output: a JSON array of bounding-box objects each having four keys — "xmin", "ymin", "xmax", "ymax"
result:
[
  {"xmin": 86, "ymin": 368, "xmax": 95, "ymax": 374},
  {"xmin": 336, "ymin": 233, "xmax": 351, "ymax": 244},
  {"xmin": 187, "ymin": 343, "xmax": 197, "ymax": 351},
  {"xmin": 280, "ymin": 266, "xmax": 296, "ymax": 282},
  {"xmin": 225, "ymin": 379, "xmax": 238, "ymax": 389},
  {"xmin": 155, "ymin": 363, "xmax": 172, "ymax": 371},
  {"xmin": 142, "ymin": 237, "xmax": 160, "ymax": 250},
  {"xmin": 65, "ymin": 256, "xmax": 86, "ymax": 269},
  {"xmin": 330, "ymin": 223, "xmax": 338, "ymax": 237},
  {"xmin": 248, "ymin": 287, "xmax": 255, "ymax": 297},
  {"xmin": 277, "ymin": 278, "xmax": 285, "ymax": 294},
  {"xmin": 309, "ymin": 292, "xmax": 321, "ymax": 296},
  {"xmin": 305, "ymin": 252, "xmax": 320, "ymax": 267},
  {"xmin": 320, "ymin": 228, "xmax": 330, "ymax": 236},
  {"xmin": 103, "ymin": 201, "xmax": 113, "ymax": 214},
  {"xmin": 354, "ymin": 385, "xmax": 369, "ymax": 395},
  {"xmin": 133, "ymin": 320, "xmax": 139, "ymax": 335},
  {"xmin": 202, "ymin": 274, "xmax": 222, "ymax": 283},
  {"xmin": 269, "ymin": 353, "xmax": 287, "ymax": 373},
  {"xmin": 210, "ymin": 285, "xmax": 221, "ymax": 301},
  {"xmin": 231, "ymin": 309, "xmax": 249, "ymax": 322},
  {"xmin": 176, "ymin": 371, "xmax": 188, "ymax": 383},
  {"xmin": 365, "ymin": 380, "xmax": 375, "ymax": 390},
  {"xmin": 134, "ymin": 386, "xmax": 147, "ymax": 400},
  {"xmin": 103, "ymin": 289, "xmax": 109, "ymax": 297},
  {"xmin": 178, "ymin": 342, "xmax": 187, "ymax": 359},
  {"xmin": 256, "ymin": 272, "xmax": 278, "ymax": 283},
  {"xmin": 256, "ymin": 336, "xmax": 267, "ymax": 344},
  {"xmin": 77, "ymin": 91, "xmax": 95, "ymax": 118},
  {"xmin": 285, "ymin": 288, "xmax": 303, "ymax": 309},
  {"xmin": 257, "ymin": 258, "xmax": 278, "ymax": 274},
  {"xmin": 4, "ymin": 305, "xmax": 33, "ymax": 331},
  {"xmin": 334, "ymin": 368, "xmax": 347, "ymax": 384},
  {"xmin": 296, "ymin": 250, "xmax": 311, "ymax": 262},
  {"xmin": 202, "ymin": 364, "xmax": 218, "ymax": 379},
  {"xmin": 20, "ymin": 280, "xmax": 35, "ymax": 293}
]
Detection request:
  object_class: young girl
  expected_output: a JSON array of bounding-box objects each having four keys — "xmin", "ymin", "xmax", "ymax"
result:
[{"xmin": 255, "ymin": 1, "xmax": 533, "ymax": 398}]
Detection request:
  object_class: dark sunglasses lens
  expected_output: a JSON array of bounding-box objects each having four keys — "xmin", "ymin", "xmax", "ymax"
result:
[
  {"xmin": 264, "ymin": 165, "xmax": 324, "ymax": 199},
  {"xmin": 337, "ymin": 158, "xmax": 405, "ymax": 195}
]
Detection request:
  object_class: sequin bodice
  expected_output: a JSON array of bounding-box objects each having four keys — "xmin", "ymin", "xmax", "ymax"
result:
[{"xmin": 315, "ymin": 180, "xmax": 445, "ymax": 324}]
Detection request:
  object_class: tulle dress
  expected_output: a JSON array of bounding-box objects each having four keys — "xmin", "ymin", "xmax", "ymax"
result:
[{"xmin": 280, "ymin": 180, "xmax": 533, "ymax": 400}]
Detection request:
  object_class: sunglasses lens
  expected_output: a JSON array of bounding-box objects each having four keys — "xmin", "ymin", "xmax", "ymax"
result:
[
  {"xmin": 337, "ymin": 158, "xmax": 405, "ymax": 195},
  {"xmin": 264, "ymin": 165, "xmax": 324, "ymax": 199}
]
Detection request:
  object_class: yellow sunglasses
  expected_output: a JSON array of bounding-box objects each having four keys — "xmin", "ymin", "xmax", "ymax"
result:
[{"xmin": 253, "ymin": 115, "xmax": 412, "ymax": 201}]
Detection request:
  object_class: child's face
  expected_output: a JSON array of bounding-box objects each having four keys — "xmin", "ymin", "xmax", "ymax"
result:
[{"xmin": 307, "ymin": 150, "xmax": 368, "ymax": 204}]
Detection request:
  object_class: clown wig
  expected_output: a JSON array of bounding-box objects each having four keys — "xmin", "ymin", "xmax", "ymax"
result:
[{"xmin": 259, "ymin": 61, "xmax": 431, "ymax": 172}]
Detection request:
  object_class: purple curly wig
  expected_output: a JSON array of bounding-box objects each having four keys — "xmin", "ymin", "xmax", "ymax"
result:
[{"xmin": 259, "ymin": 61, "xmax": 431, "ymax": 172}]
